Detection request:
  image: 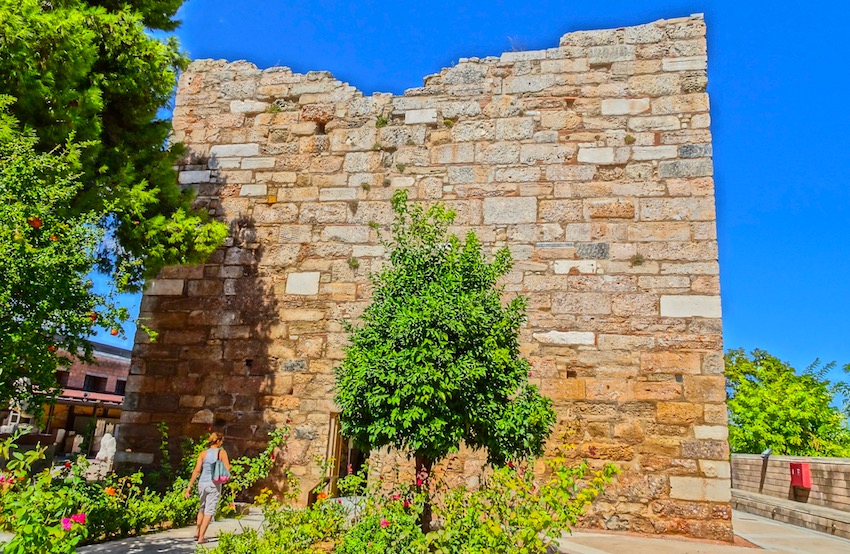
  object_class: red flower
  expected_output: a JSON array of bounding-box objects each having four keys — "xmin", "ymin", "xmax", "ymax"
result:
[
  {"xmin": 64, "ymin": 461, "xmax": 72, "ymax": 469},
  {"xmin": 391, "ymin": 494, "xmax": 400, "ymax": 501},
  {"xmin": 403, "ymin": 500, "xmax": 410, "ymax": 508},
  {"xmin": 71, "ymin": 513, "xmax": 86, "ymax": 525},
  {"xmin": 27, "ymin": 217, "xmax": 42, "ymax": 229},
  {"xmin": 380, "ymin": 519, "xmax": 390, "ymax": 528},
  {"xmin": 416, "ymin": 479, "xmax": 422, "ymax": 487}
]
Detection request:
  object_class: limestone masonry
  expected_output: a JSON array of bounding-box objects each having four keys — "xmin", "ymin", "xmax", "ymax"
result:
[{"xmin": 118, "ymin": 14, "xmax": 732, "ymax": 540}]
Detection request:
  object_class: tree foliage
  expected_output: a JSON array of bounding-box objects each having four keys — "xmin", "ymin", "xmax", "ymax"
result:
[
  {"xmin": 0, "ymin": 100, "xmax": 127, "ymax": 407},
  {"xmin": 335, "ymin": 190, "xmax": 556, "ymax": 471},
  {"xmin": 0, "ymin": 0, "xmax": 227, "ymax": 289},
  {"xmin": 726, "ymin": 348, "xmax": 850, "ymax": 457}
]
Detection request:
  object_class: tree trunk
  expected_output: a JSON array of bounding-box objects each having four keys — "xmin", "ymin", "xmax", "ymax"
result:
[{"xmin": 414, "ymin": 453, "xmax": 434, "ymax": 535}]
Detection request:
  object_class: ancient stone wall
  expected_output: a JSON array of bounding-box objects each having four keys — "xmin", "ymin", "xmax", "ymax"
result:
[{"xmin": 117, "ymin": 14, "xmax": 732, "ymax": 540}]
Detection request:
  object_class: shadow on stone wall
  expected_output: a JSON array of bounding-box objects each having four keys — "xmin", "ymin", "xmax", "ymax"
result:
[{"xmin": 118, "ymin": 209, "xmax": 290, "ymax": 485}]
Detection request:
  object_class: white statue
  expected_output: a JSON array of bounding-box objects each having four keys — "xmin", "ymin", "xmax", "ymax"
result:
[{"xmin": 96, "ymin": 433, "xmax": 116, "ymax": 462}]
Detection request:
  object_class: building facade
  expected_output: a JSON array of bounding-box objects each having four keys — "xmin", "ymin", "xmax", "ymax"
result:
[{"xmin": 117, "ymin": 15, "xmax": 732, "ymax": 540}]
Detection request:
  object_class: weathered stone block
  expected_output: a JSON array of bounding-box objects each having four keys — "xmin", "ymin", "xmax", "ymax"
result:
[
  {"xmin": 231, "ymin": 99, "xmax": 269, "ymax": 113},
  {"xmin": 632, "ymin": 145, "xmax": 678, "ymax": 160},
  {"xmin": 241, "ymin": 157, "xmax": 276, "ymax": 169},
  {"xmin": 658, "ymin": 159, "xmax": 713, "ymax": 178},
  {"xmin": 576, "ymin": 243, "xmax": 610, "ymax": 259},
  {"xmin": 578, "ymin": 147, "xmax": 614, "ymax": 164},
  {"xmin": 147, "ymin": 279, "xmax": 184, "ymax": 296},
  {"xmin": 239, "ymin": 184, "xmax": 267, "ymax": 197},
  {"xmin": 285, "ymin": 272, "xmax": 321, "ymax": 295},
  {"xmin": 657, "ymin": 402, "xmax": 703, "ymax": 424},
  {"xmin": 601, "ymin": 98, "xmax": 650, "ymax": 115},
  {"xmin": 670, "ymin": 477, "xmax": 731, "ymax": 502},
  {"xmin": 532, "ymin": 330, "xmax": 595, "ymax": 345},
  {"xmin": 404, "ymin": 108, "xmax": 437, "ymax": 124},
  {"xmin": 553, "ymin": 260, "xmax": 597, "ymax": 274},
  {"xmin": 587, "ymin": 199, "xmax": 635, "ymax": 219},
  {"xmin": 629, "ymin": 116, "xmax": 681, "ymax": 131},
  {"xmin": 694, "ymin": 425, "xmax": 729, "ymax": 440},
  {"xmin": 482, "ymin": 197, "xmax": 537, "ymax": 224},
  {"xmin": 210, "ymin": 143, "xmax": 260, "ymax": 157},
  {"xmin": 660, "ymin": 295, "xmax": 721, "ymax": 318},
  {"xmin": 588, "ymin": 45, "xmax": 635, "ymax": 64},
  {"xmin": 662, "ymin": 56, "xmax": 708, "ymax": 71},
  {"xmin": 179, "ymin": 170, "xmax": 211, "ymax": 184}
]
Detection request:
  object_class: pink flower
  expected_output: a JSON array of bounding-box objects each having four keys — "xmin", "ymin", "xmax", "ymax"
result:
[
  {"xmin": 391, "ymin": 494, "xmax": 400, "ymax": 501},
  {"xmin": 403, "ymin": 500, "xmax": 410, "ymax": 508},
  {"xmin": 380, "ymin": 519, "xmax": 390, "ymax": 528},
  {"xmin": 416, "ymin": 479, "xmax": 422, "ymax": 487},
  {"xmin": 71, "ymin": 513, "xmax": 86, "ymax": 525},
  {"xmin": 61, "ymin": 518, "xmax": 73, "ymax": 530}
]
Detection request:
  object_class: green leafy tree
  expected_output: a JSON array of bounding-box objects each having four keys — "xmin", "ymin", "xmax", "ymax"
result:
[
  {"xmin": 335, "ymin": 190, "xmax": 556, "ymax": 530},
  {"xmin": 0, "ymin": 101, "xmax": 128, "ymax": 407},
  {"xmin": 726, "ymin": 348, "xmax": 850, "ymax": 457},
  {"xmin": 0, "ymin": 0, "xmax": 227, "ymax": 289}
]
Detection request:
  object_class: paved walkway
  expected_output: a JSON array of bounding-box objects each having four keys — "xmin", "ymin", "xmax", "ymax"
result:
[
  {"xmin": 4, "ymin": 510, "xmax": 849, "ymax": 553},
  {"xmin": 557, "ymin": 511, "xmax": 850, "ymax": 554},
  {"xmin": 76, "ymin": 511, "xmax": 264, "ymax": 553}
]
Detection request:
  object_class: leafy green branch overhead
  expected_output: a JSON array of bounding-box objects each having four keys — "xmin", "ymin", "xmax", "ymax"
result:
[
  {"xmin": 0, "ymin": 101, "xmax": 128, "ymax": 406},
  {"xmin": 0, "ymin": 0, "xmax": 227, "ymax": 290},
  {"xmin": 0, "ymin": 0, "xmax": 227, "ymax": 405}
]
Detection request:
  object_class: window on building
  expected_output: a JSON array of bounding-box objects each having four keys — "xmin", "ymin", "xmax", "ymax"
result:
[
  {"xmin": 56, "ymin": 371, "xmax": 70, "ymax": 388},
  {"xmin": 114, "ymin": 379, "xmax": 127, "ymax": 396},
  {"xmin": 83, "ymin": 374, "xmax": 108, "ymax": 393}
]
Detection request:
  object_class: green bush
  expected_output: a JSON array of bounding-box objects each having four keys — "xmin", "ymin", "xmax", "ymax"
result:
[
  {"xmin": 0, "ymin": 426, "xmax": 288, "ymax": 552},
  {"xmin": 206, "ymin": 455, "xmax": 618, "ymax": 554}
]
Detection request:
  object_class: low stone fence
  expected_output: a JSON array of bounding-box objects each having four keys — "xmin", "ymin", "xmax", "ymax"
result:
[{"xmin": 730, "ymin": 453, "xmax": 850, "ymax": 538}]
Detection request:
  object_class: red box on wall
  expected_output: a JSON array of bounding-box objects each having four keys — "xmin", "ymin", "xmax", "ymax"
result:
[{"xmin": 790, "ymin": 462, "xmax": 811, "ymax": 489}]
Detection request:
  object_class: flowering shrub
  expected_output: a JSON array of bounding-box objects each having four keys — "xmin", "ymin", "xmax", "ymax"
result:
[
  {"xmin": 211, "ymin": 498, "xmax": 346, "ymax": 554},
  {"xmin": 427, "ymin": 459, "xmax": 618, "ymax": 553},
  {"xmin": 0, "ymin": 435, "xmax": 88, "ymax": 554},
  {"xmin": 0, "ymin": 426, "xmax": 289, "ymax": 552},
  {"xmin": 206, "ymin": 455, "xmax": 618, "ymax": 554},
  {"xmin": 221, "ymin": 427, "xmax": 291, "ymax": 513}
]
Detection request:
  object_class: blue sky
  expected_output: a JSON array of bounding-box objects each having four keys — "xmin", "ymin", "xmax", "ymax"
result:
[{"xmin": 103, "ymin": 1, "xmax": 850, "ymax": 382}]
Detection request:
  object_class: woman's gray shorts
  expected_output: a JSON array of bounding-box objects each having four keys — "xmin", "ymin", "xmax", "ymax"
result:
[{"xmin": 198, "ymin": 482, "xmax": 221, "ymax": 516}]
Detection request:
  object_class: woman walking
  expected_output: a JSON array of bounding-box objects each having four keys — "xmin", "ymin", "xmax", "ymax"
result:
[{"xmin": 185, "ymin": 432, "xmax": 231, "ymax": 544}]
